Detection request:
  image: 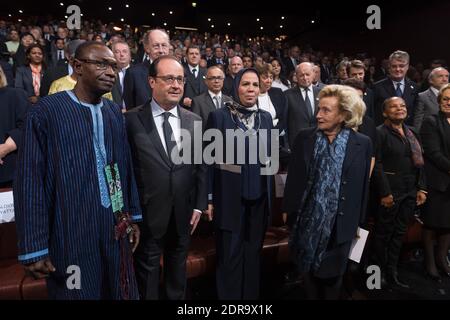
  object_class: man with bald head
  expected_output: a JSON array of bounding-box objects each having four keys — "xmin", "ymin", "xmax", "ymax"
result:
[
  {"xmin": 15, "ymin": 41, "xmax": 142, "ymax": 299},
  {"xmin": 414, "ymin": 67, "xmax": 449, "ymax": 129},
  {"xmin": 372, "ymin": 96, "xmax": 426, "ymax": 289},
  {"xmin": 285, "ymin": 62, "xmax": 321, "ymax": 147},
  {"xmin": 191, "ymin": 65, "xmax": 233, "ymax": 128},
  {"xmin": 125, "ymin": 55, "xmax": 207, "ymax": 299},
  {"xmin": 123, "ymin": 29, "xmax": 170, "ymax": 109},
  {"xmin": 223, "ymin": 56, "xmax": 243, "ymax": 96}
]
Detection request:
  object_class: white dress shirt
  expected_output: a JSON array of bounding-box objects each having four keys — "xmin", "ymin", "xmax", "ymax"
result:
[
  {"xmin": 208, "ymin": 90, "xmax": 222, "ymax": 108},
  {"xmin": 151, "ymin": 100, "xmax": 181, "ymax": 154},
  {"xmin": 258, "ymin": 92, "xmax": 278, "ymax": 127},
  {"xmin": 300, "ymin": 85, "xmax": 315, "ymax": 114},
  {"xmin": 188, "ymin": 64, "xmax": 199, "ymax": 78},
  {"xmin": 391, "ymin": 79, "xmax": 405, "ymax": 95},
  {"xmin": 151, "ymin": 99, "xmax": 202, "ymax": 214}
]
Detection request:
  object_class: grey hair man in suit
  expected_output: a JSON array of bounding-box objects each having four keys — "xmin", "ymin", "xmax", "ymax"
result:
[
  {"xmin": 125, "ymin": 55, "xmax": 207, "ymax": 300},
  {"xmin": 111, "ymin": 41, "xmax": 131, "ymax": 110},
  {"xmin": 191, "ymin": 65, "xmax": 232, "ymax": 129},
  {"xmin": 285, "ymin": 62, "xmax": 321, "ymax": 147},
  {"xmin": 413, "ymin": 67, "xmax": 449, "ymax": 130}
]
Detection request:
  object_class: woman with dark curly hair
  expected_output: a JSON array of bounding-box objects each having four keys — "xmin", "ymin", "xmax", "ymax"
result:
[{"xmin": 14, "ymin": 43, "xmax": 46, "ymax": 104}]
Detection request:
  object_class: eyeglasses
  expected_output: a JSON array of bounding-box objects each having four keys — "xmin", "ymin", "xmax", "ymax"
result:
[
  {"xmin": 154, "ymin": 75, "xmax": 186, "ymax": 85},
  {"xmin": 77, "ymin": 59, "xmax": 119, "ymax": 73},
  {"xmin": 442, "ymin": 97, "xmax": 450, "ymax": 102},
  {"xmin": 206, "ymin": 76, "xmax": 224, "ymax": 81}
]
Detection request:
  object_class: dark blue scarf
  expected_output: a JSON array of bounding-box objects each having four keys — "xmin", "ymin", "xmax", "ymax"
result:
[{"xmin": 290, "ymin": 128, "xmax": 350, "ymax": 273}]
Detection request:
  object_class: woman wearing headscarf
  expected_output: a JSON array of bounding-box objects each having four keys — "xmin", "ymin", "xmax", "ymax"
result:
[
  {"xmin": 283, "ymin": 85, "xmax": 372, "ymax": 299},
  {"xmin": 205, "ymin": 68, "xmax": 275, "ymax": 299}
]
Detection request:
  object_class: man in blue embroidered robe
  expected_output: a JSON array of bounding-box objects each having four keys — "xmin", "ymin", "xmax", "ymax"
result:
[{"xmin": 14, "ymin": 41, "xmax": 142, "ymax": 299}]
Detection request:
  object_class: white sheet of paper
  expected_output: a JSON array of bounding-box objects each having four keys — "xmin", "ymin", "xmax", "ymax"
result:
[
  {"xmin": 349, "ymin": 227, "xmax": 369, "ymax": 263},
  {"xmin": 274, "ymin": 173, "xmax": 287, "ymax": 198},
  {"xmin": 0, "ymin": 191, "xmax": 15, "ymax": 224}
]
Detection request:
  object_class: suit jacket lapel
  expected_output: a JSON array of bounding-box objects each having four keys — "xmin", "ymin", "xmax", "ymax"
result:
[
  {"xmin": 296, "ymin": 87, "xmax": 312, "ymax": 119},
  {"xmin": 384, "ymin": 79, "xmax": 396, "ymax": 97},
  {"xmin": 137, "ymin": 100, "xmax": 172, "ymax": 168}
]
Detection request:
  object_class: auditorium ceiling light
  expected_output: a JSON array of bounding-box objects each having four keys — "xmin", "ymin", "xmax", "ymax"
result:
[
  {"xmin": 18, "ymin": 19, "xmax": 22, "ymax": 22},
  {"xmin": 113, "ymin": 26, "xmax": 122, "ymax": 31},
  {"xmin": 281, "ymin": 16, "xmax": 285, "ymax": 20},
  {"xmin": 8, "ymin": 14, "xmax": 12, "ymax": 17},
  {"xmin": 64, "ymin": 15, "xmax": 68, "ymax": 18},
  {"xmin": 19, "ymin": 10, "xmax": 23, "ymax": 13},
  {"xmin": 227, "ymin": 23, "xmax": 231, "ymax": 26},
  {"xmin": 164, "ymin": 22, "xmax": 167, "ymax": 26},
  {"xmin": 108, "ymin": 7, "xmax": 112, "ymax": 11},
  {"xmin": 121, "ymin": 18, "xmax": 124, "ymax": 22},
  {"xmin": 152, "ymin": 13, "xmax": 155, "ymax": 16},
  {"xmin": 208, "ymin": 18, "xmax": 211, "ymax": 21},
  {"xmin": 280, "ymin": 25, "xmax": 283, "ymax": 28},
  {"xmin": 125, "ymin": 4, "xmax": 129, "ymax": 8},
  {"xmin": 256, "ymin": 18, "xmax": 260, "ymax": 22},
  {"xmin": 211, "ymin": 25, "xmax": 214, "ymax": 28},
  {"xmin": 260, "ymin": 26, "xmax": 264, "ymax": 30},
  {"xmin": 59, "ymin": 2, "xmax": 64, "ymax": 6},
  {"xmin": 169, "ymin": 11, "xmax": 173, "ymax": 15},
  {"xmin": 311, "ymin": 20, "xmax": 315, "ymax": 23},
  {"xmin": 192, "ymin": 2, "xmax": 197, "ymax": 7}
]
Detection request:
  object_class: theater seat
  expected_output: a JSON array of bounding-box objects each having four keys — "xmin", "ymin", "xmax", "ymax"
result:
[{"xmin": 0, "ymin": 260, "xmax": 25, "ymax": 300}]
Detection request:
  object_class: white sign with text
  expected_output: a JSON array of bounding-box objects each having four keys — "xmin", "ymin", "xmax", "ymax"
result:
[{"xmin": 0, "ymin": 191, "xmax": 14, "ymax": 223}]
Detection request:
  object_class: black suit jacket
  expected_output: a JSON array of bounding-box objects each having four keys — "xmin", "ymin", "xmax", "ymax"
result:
[
  {"xmin": 363, "ymin": 87, "xmax": 375, "ymax": 120},
  {"xmin": 420, "ymin": 113, "xmax": 450, "ymax": 192},
  {"xmin": 123, "ymin": 61, "xmax": 152, "ymax": 110},
  {"xmin": 222, "ymin": 75, "xmax": 234, "ymax": 96},
  {"xmin": 183, "ymin": 65, "xmax": 208, "ymax": 102},
  {"xmin": 373, "ymin": 124, "xmax": 426, "ymax": 199},
  {"xmin": 283, "ymin": 128, "xmax": 372, "ymax": 243},
  {"xmin": 285, "ymin": 86, "xmax": 320, "ymax": 148},
  {"xmin": 125, "ymin": 101, "xmax": 207, "ymax": 238},
  {"xmin": 282, "ymin": 57, "xmax": 297, "ymax": 77},
  {"xmin": 14, "ymin": 65, "xmax": 44, "ymax": 98},
  {"xmin": 191, "ymin": 92, "xmax": 232, "ymax": 129},
  {"xmin": 0, "ymin": 60, "xmax": 14, "ymax": 87},
  {"xmin": 373, "ymin": 77, "xmax": 419, "ymax": 126},
  {"xmin": 39, "ymin": 62, "xmax": 69, "ymax": 97},
  {"xmin": 0, "ymin": 87, "xmax": 30, "ymax": 183}
]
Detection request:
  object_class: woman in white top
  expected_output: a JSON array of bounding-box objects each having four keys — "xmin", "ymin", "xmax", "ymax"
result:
[
  {"xmin": 256, "ymin": 63, "xmax": 290, "ymax": 168},
  {"xmin": 270, "ymin": 58, "xmax": 291, "ymax": 92}
]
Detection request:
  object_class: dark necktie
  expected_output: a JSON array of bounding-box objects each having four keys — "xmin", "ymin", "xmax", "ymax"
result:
[
  {"xmin": 192, "ymin": 68, "xmax": 197, "ymax": 78},
  {"xmin": 162, "ymin": 112, "xmax": 177, "ymax": 165},
  {"xmin": 304, "ymin": 87, "xmax": 313, "ymax": 117},
  {"xmin": 59, "ymin": 50, "xmax": 64, "ymax": 60},
  {"xmin": 395, "ymin": 82, "xmax": 403, "ymax": 97}
]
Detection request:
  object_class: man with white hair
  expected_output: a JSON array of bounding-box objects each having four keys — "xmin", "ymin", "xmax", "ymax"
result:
[
  {"xmin": 413, "ymin": 67, "xmax": 449, "ymax": 129},
  {"xmin": 111, "ymin": 40, "xmax": 132, "ymax": 108},
  {"xmin": 123, "ymin": 29, "xmax": 170, "ymax": 109},
  {"xmin": 373, "ymin": 50, "xmax": 419, "ymax": 125},
  {"xmin": 285, "ymin": 62, "xmax": 321, "ymax": 147}
]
